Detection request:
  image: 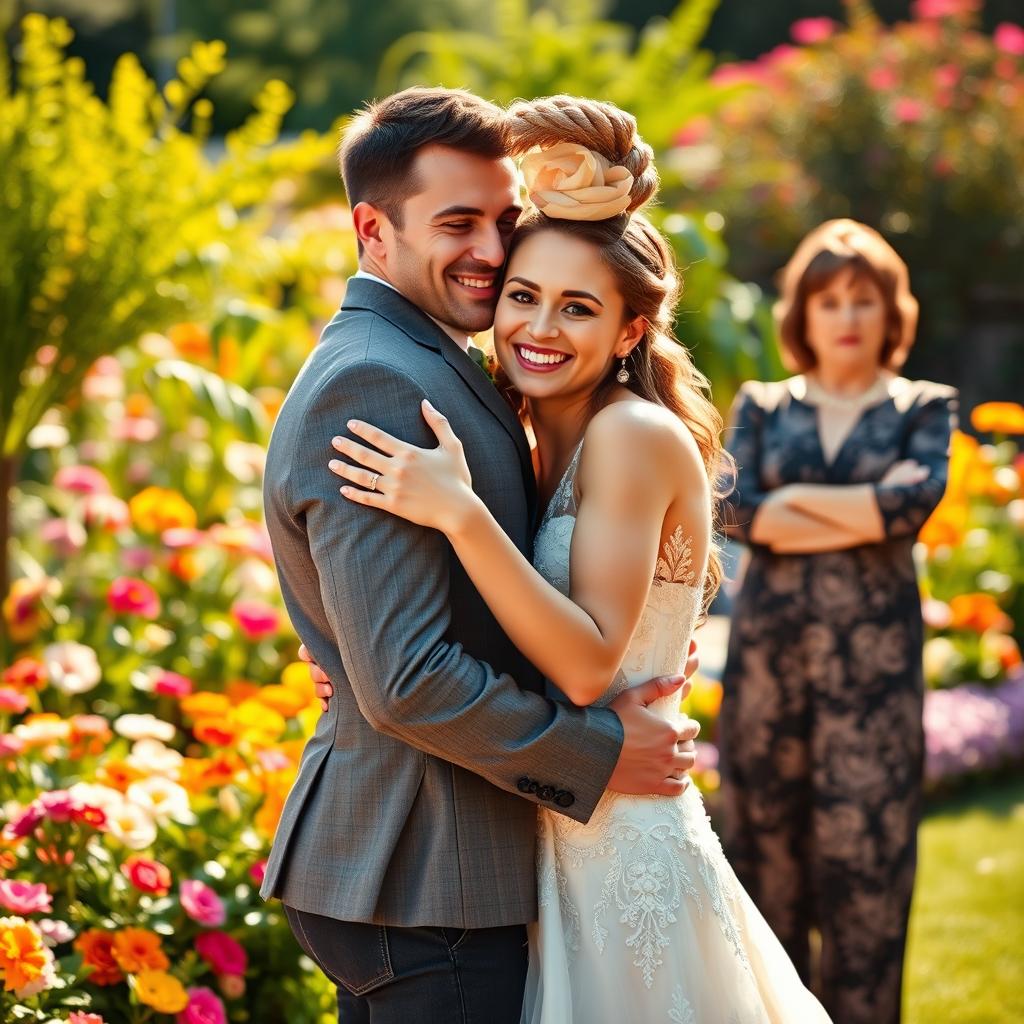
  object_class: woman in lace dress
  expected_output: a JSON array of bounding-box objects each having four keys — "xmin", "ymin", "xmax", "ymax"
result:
[
  {"xmin": 719, "ymin": 221, "xmax": 956, "ymax": 1024},
  {"xmin": 329, "ymin": 97, "xmax": 830, "ymax": 1024}
]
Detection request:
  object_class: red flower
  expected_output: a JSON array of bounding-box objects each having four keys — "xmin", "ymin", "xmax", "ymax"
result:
[
  {"xmin": 121, "ymin": 855, "xmax": 173, "ymax": 896},
  {"xmin": 2, "ymin": 658, "xmax": 47, "ymax": 691},
  {"xmin": 893, "ymin": 97, "xmax": 926, "ymax": 123},
  {"xmin": 791, "ymin": 17, "xmax": 836, "ymax": 45},
  {"xmin": 107, "ymin": 577, "xmax": 161, "ymax": 619}
]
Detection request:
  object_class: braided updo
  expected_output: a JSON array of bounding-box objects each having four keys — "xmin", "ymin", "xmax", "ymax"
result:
[{"xmin": 501, "ymin": 95, "xmax": 729, "ymax": 619}]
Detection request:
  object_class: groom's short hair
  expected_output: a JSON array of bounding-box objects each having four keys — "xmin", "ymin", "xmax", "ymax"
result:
[{"xmin": 339, "ymin": 87, "xmax": 509, "ymax": 231}]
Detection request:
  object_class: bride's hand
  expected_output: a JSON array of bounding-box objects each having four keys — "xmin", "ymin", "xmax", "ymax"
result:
[{"xmin": 329, "ymin": 400, "xmax": 479, "ymax": 535}]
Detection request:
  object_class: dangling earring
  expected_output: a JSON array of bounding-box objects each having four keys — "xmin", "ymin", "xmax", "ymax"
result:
[{"xmin": 616, "ymin": 356, "xmax": 630, "ymax": 384}]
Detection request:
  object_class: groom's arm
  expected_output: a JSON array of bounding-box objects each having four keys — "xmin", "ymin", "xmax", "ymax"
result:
[{"xmin": 291, "ymin": 357, "xmax": 624, "ymax": 823}]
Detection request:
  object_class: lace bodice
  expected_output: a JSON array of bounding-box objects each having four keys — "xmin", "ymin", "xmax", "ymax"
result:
[{"xmin": 532, "ymin": 441, "xmax": 705, "ymax": 710}]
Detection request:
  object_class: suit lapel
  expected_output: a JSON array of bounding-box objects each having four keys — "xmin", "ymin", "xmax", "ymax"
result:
[{"xmin": 342, "ymin": 278, "xmax": 538, "ymax": 519}]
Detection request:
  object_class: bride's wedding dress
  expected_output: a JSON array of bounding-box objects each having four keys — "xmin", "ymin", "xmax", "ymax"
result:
[{"xmin": 522, "ymin": 443, "xmax": 831, "ymax": 1024}]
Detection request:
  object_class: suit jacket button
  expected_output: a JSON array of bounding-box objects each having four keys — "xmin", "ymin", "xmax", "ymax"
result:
[
  {"xmin": 554, "ymin": 790, "xmax": 575, "ymax": 808},
  {"xmin": 517, "ymin": 777, "xmax": 533, "ymax": 793},
  {"xmin": 538, "ymin": 785, "xmax": 556, "ymax": 801}
]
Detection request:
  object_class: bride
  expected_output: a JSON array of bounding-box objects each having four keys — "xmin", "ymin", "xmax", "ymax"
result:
[{"xmin": 328, "ymin": 96, "xmax": 830, "ymax": 1024}]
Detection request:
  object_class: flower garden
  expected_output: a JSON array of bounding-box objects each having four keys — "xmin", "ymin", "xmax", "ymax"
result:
[{"xmin": 1, "ymin": 3, "xmax": 1023, "ymax": 1021}]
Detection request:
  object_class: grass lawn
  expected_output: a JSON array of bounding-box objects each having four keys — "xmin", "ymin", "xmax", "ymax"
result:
[{"xmin": 905, "ymin": 776, "xmax": 1024, "ymax": 1024}]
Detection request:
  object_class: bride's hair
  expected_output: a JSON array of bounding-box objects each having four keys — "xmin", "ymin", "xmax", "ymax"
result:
[{"xmin": 504, "ymin": 95, "xmax": 729, "ymax": 617}]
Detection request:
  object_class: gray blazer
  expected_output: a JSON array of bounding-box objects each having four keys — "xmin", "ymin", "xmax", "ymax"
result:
[{"xmin": 259, "ymin": 278, "xmax": 624, "ymax": 928}]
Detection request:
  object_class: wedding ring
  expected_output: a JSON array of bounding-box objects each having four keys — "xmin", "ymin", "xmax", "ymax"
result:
[{"xmin": 369, "ymin": 473, "xmax": 380, "ymax": 492}]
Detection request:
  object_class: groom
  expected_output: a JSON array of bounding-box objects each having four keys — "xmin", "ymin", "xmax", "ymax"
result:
[{"xmin": 260, "ymin": 86, "xmax": 700, "ymax": 1023}]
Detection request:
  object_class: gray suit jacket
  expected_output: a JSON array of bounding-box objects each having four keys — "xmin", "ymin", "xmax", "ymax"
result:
[{"xmin": 259, "ymin": 278, "xmax": 624, "ymax": 928}]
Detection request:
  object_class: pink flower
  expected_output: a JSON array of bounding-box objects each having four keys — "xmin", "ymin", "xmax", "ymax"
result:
[
  {"xmin": 893, "ymin": 97, "xmax": 926, "ymax": 123},
  {"xmin": 0, "ymin": 879, "xmax": 53, "ymax": 914},
  {"xmin": 122, "ymin": 547, "xmax": 155, "ymax": 572},
  {"xmin": 248, "ymin": 860, "xmax": 267, "ymax": 886},
  {"xmin": 2, "ymin": 801, "xmax": 44, "ymax": 839},
  {"xmin": 69, "ymin": 1013, "xmax": 106, "ymax": 1024},
  {"xmin": 39, "ymin": 789, "xmax": 78, "ymax": 822},
  {"xmin": 994, "ymin": 22, "xmax": 1024, "ymax": 55},
  {"xmin": 868, "ymin": 66, "xmax": 900, "ymax": 91},
  {"xmin": 40, "ymin": 517, "xmax": 88, "ymax": 556},
  {"xmin": 180, "ymin": 880, "xmax": 226, "ymax": 927},
  {"xmin": 710, "ymin": 62, "xmax": 766, "ymax": 87},
  {"xmin": 912, "ymin": 0, "xmax": 979, "ymax": 18},
  {"xmin": 231, "ymin": 599, "xmax": 279, "ymax": 640},
  {"xmin": 673, "ymin": 115, "xmax": 711, "ymax": 147},
  {"xmin": 107, "ymin": 576, "xmax": 161, "ymax": 619},
  {"xmin": 111, "ymin": 416, "xmax": 159, "ymax": 443},
  {"xmin": 0, "ymin": 687, "xmax": 29, "ymax": 713},
  {"xmin": 934, "ymin": 63, "xmax": 960, "ymax": 89},
  {"xmin": 195, "ymin": 932, "xmax": 248, "ymax": 975},
  {"xmin": 163, "ymin": 528, "xmax": 207, "ymax": 548},
  {"xmin": 791, "ymin": 17, "xmax": 836, "ymax": 45},
  {"xmin": 0, "ymin": 733, "xmax": 26, "ymax": 757},
  {"xmin": 154, "ymin": 671, "xmax": 194, "ymax": 698},
  {"xmin": 54, "ymin": 465, "xmax": 111, "ymax": 495},
  {"xmin": 38, "ymin": 918, "xmax": 76, "ymax": 946},
  {"xmin": 177, "ymin": 986, "xmax": 226, "ymax": 1024},
  {"xmin": 218, "ymin": 974, "xmax": 245, "ymax": 999}
]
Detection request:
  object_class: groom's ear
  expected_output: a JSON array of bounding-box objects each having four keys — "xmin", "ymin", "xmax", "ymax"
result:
[{"xmin": 352, "ymin": 201, "xmax": 393, "ymax": 262}]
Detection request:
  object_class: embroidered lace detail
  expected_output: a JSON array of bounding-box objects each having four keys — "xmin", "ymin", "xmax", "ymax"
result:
[
  {"xmin": 669, "ymin": 987, "xmax": 696, "ymax": 1024},
  {"xmin": 655, "ymin": 526, "xmax": 699, "ymax": 588}
]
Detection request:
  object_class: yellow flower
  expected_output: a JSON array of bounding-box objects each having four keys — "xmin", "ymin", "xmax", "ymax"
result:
[
  {"xmin": 181, "ymin": 691, "xmax": 232, "ymax": 719},
  {"xmin": 255, "ymin": 684, "xmax": 310, "ymax": 718},
  {"xmin": 2, "ymin": 577, "xmax": 57, "ymax": 644},
  {"xmin": 133, "ymin": 970, "xmax": 189, "ymax": 1013},
  {"xmin": 971, "ymin": 401, "xmax": 1024, "ymax": 435},
  {"xmin": 233, "ymin": 699, "xmax": 286, "ymax": 744},
  {"xmin": 281, "ymin": 660, "xmax": 316, "ymax": 700},
  {"xmin": 129, "ymin": 487, "xmax": 198, "ymax": 534}
]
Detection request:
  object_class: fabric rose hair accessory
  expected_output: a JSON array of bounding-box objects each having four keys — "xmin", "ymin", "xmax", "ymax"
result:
[{"xmin": 519, "ymin": 143, "xmax": 634, "ymax": 221}]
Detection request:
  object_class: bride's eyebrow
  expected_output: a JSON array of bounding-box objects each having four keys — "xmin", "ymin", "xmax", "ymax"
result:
[
  {"xmin": 506, "ymin": 276, "xmax": 540, "ymax": 291},
  {"xmin": 505, "ymin": 277, "xmax": 604, "ymax": 307}
]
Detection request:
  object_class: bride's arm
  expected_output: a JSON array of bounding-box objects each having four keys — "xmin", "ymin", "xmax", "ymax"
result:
[{"xmin": 332, "ymin": 400, "xmax": 704, "ymax": 706}]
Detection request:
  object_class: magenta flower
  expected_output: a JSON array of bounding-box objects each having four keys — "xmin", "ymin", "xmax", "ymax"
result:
[
  {"xmin": 180, "ymin": 880, "xmax": 226, "ymax": 927},
  {"xmin": 231, "ymin": 599, "xmax": 279, "ymax": 640},
  {"xmin": 248, "ymin": 860, "xmax": 267, "ymax": 886},
  {"xmin": 39, "ymin": 789, "xmax": 78, "ymax": 822},
  {"xmin": 994, "ymin": 22, "xmax": 1024, "ymax": 55},
  {"xmin": 53, "ymin": 465, "xmax": 111, "ymax": 496},
  {"xmin": 0, "ymin": 879, "xmax": 53, "ymax": 915},
  {"xmin": 912, "ymin": 0, "xmax": 979, "ymax": 18},
  {"xmin": 893, "ymin": 97, "xmax": 927, "ymax": 123},
  {"xmin": 176, "ymin": 986, "xmax": 227, "ymax": 1024},
  {"xmin": 107, "ymin": 576, "xmax": 161, "ymax": 619},
  {"xmin": 195, "ymin": 931, "xmax": 248, "ymax": 975},
  {"xmin": 791, "ymin": 17, "xmax": 836, "ymax": 45},
  {"xmin": 2, "ymin": 801, "xmax": 44, "ymax": 839},
  {"xmin": 868, "ymin": 66, "xmax": 900, "ymax": 91},
  {"xmin": 40, "ymin": 517, "xmax": 87, "ymax": 556},
  {"xmin": 154, "ymin": 671, "xmax": 194, "ymax": 698}
]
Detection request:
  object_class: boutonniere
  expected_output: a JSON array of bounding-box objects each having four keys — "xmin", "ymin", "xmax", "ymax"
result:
[{"xmin": 467, "ymin": 343, "xmax": 498, "ymax": 386}]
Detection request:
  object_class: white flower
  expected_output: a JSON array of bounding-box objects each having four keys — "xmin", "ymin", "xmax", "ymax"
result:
[
  {"xmin": 103, "ymin": 799, "xmax": 158, "ymax": 850},
  {"xmin": 67, "ymin": 782, "xmax": 126, "ymax": 816},
  {"xmin": 224, "ymin": 440, "xmax": 266, "ymax": 483},
  {"xmin": 43, "ymin": 641, "xmax": 101, "ymax": 695},
  {"xmin": 126, "ymin": 738, "xmax": 183, "ymax": 779},
  {"xmin": 114, "ymin": 713, "xmax": 176, "ymax": 743},
  {"xmin": 126, "ymin": 777, "xmax": 195, "ymax": 825}
]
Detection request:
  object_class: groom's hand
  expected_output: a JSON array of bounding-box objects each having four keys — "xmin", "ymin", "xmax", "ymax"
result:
[
  {"xmin": 305, "ymin": 637, "xmax": 702, "ymax": 720},
  {"xmin": 607, "ymin": 667, "xmax": 700, "ymax": 798},
  {"xmin": 299, "ymin": 644, "xmax": 334, "ymax": 711}
]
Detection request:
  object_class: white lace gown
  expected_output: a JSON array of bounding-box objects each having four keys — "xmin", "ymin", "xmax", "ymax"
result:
[{"xmin": 522, "ymin": 444, "xmax": 831, "ymax": 1024}]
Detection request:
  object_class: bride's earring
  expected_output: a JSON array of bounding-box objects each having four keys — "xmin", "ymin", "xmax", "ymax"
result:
[{"xmin": 616, "ymin": 356, "xmax": 630, "ymax": 384}]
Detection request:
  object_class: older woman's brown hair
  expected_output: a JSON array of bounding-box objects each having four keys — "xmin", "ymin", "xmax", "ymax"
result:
[{"xmin": 774, "ymin": 219, "xmax": 920, "ymax": 372}]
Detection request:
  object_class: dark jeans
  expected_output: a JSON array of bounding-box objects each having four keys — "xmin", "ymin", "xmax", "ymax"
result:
[{"xmin": 284, "ymin": 905, "xmax": 528, "ymax": 1024}]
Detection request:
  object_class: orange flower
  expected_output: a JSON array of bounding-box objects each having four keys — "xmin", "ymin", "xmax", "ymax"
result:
[
  {"xmin": 167, "ymin": 549, "xmax": 203, "ymax": 583},
  {"xmin": 180, "ymin": 752, "xmax": 245, "ymax": 793},
  {"xmin": 0, "ymin": 918, "xmax": 49, "ymax": 993},
  {"xmin": 943, "ymin": 430, "xmax": 979, "ymax": 503},
  {"xmin": 168, "ymin": 322, "xmax": 211, "ymax": 360},
  {"xmin": 97, "ymin": 759, "xmax": 147, "ymax": 793},
  {"xmin": 69, "ymin": 714, "xmax": 113, "ymax": 758},
  {"xmin": 112, "ymin": 928, "xmax": 169, "ymax": 974},
  {"xmin": 948, "ymin": 593, "xmax": 1014, "ymax": 633},
  {"xmin": 129, "ymin": 487, "xmax": 197, "ymax": 534},
  {"xmin": 918, "ymin": 500, "xmax": 969, "ymax": 550},
  {"xmin": 181, "ymin": 692, "xmax": 232, "ymax": 720},
  {"xmin": 255, "ymin": 788, "xmax": 286, "ymax": 839},
  {"xmin": 193, "ymin": 718, "xmax": 239, "ymax": 747},
  {"xmin": 74, "ymin": 929, "xmax": 125, "ymax": 986},
  {"xmin": 226, "ymin": 680, "xmax": 262, "ymax": 704},
  {"xmin": 971, "ymin": 401, "xmax": 1024, "ymax": 434}
]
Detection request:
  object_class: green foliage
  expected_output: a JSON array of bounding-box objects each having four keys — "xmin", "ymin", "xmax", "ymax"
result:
[{"xmin": 0, "ymin": 13, "xmax": 332, "ymax": 463}]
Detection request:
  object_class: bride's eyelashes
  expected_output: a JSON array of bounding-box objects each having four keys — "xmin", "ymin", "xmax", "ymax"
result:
[{"xmin": 504, "ymin": 289, "xmax": 599, "ymax": 318}]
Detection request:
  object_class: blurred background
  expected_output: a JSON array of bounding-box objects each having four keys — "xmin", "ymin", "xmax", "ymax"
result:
[{"xmin": 1, "ymin": 2, "xmax": 1022, "ymax": 1022}]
